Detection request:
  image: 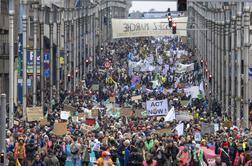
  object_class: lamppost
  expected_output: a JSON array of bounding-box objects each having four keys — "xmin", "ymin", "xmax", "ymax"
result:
[
  {"xmin": 39, "ymin": 6, "xmax": 45, "ymax": 109},
  {"xmin": 32, "ymin": 0, "xmax": 39, "ymax": 106},
  {"xmin": 56, "ymin": 8, "xmax": 61, "ymax": 102},
  {"xmin": 49, "ymin": 7, "xmax": 54, "ymax": 103},
  {"xmin": 8, "ymin": 0, "xmax": 15, "ymax": 128},
  {"xmin": 22, "ymin": 0, "xmax": 28, "ymax": 120}
]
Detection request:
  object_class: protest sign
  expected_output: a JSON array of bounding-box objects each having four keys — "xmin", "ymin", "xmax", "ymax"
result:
[
  {"xmin": 194, "ymin": 132, "xmax": 201, "ymax": 142},
  {"xmin": 39, "ymin": 119, "xmax": 48, "ymax": 126},
  {"xmin": 131, "ymin": 95, "xmax": 142, "ymax": 101},
  {"xmin": 60, "ymin": 111, "xmax": 70, "ymax": 120},
  {"xmin": 120, "ymin": 108, "xmax": 133, "ymax": 117},
  {"xmin": 53, "ymin": 122, "xmax": 67, "ymax": 136},
  {"xmin": 175, "ymin": 111, "xmax": 193, "ymax": 121},
  {"xmin": 201, "ymin": 123, "xmax": 215, "ymax": 135},
  {"xmin": 14, "ymin": 120, "xmax": 19, "ymax": 126},
  {"xmin": 91, "ymin": 109, "xmax": 99, "ymax": 117},
  {"xmin": 91, "ymin": 84, "xmax": 99, "ymax": 91},
  {"xmin": 175, "ymin": 123, "xmax": 184, "ymax": 136},
  {"xmin": 222, "ymin": 120, "xmax": 232, "ymax": 128},
  {"xmin": 86, "ymin": 118, "xmax": 96, "ymax": 126},
  {"xmin": 27, "ymin": 107, "xmax": 43, "ymax": 122},
  {"xmin": 64, "ymin": 104, "xmax": 76, "ymax": 112},
  {"xmin": 146, "ymin": 99, "xmax": 168, "ymax": 116}
]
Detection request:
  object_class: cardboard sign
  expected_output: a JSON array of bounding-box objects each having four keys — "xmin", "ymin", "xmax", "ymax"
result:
[
  {"xmin": 146, "ymin": 99, "xmax": 168, "ymax": 116},
  {"xmin": 121, "ymin": 108, "xmax": 133, "ymax": 117},
  {"xmin": 53, "ymin": 122, "xmax": 67, "ymax": 136},
  {"xmin": 91, "ymin": 109, "xmax": 99, "ymax": 117},
  {"xmin": 131, "ymin": 95, "xmax": 142, "ymax": 101},
  {"xmin": 110, "ymin": 97, "xmax": 116, "ymax": 103},
  {"xmin": 222, "ymin": 121, "xmax": 232, "ymax": 128},
  {"xmin": 201, "ymin": 123, "xmax": 214, "ymax": 135},
  {"xmin": 27, "ymin": 107, "xmax": 43, "ymax": 122},
  {"xmin": 14, "ymin": 120, "xmax": 20, "ymax": 126},
  {"xmin": 39, "ymin": 119, "xmax": 48, "ymax": 126},
  {"xmin": 64, "ymin": 104, "xmax": 76, "ymax": 112},
  {"xmin": 156, "ymin": 128, "xmax": 172, "ymax": 134},
  {"xmin": 91, "ymin": 84, "xmax": 99, "ymax": 91}
]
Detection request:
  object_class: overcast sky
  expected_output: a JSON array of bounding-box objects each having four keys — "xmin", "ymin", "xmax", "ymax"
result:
[{"xmin": 129, "ymin": 1, "xmax": 177, "ymax": 12}]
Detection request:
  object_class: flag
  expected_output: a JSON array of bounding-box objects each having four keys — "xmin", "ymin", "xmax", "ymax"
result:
[
  {"xmin": 93, "ymin": 121, "xmax": 100, "ymax": 130},
  {"xmin": 249, "ymin": 68, "xmax": 252, "ymax": 76},
  {"xmin": 175, "ymin": 123, "xmax": 184, "ymax": 136},
  {"xmin": 165, "ymin": 107, "xmax": 176, "ymax": 122},
  {"xmin": 16, "ymin": 159, "xmax": 21, "ymax": 166}
]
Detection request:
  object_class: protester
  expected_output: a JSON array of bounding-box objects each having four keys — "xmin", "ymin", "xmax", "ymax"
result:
[{"xmin": 5, "ymin": 36, "xmax": 252, "ymax": 166}]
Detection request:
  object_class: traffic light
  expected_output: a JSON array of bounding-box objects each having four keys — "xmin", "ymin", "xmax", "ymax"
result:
[
  {"xmin": 209, "ymin": 74, "xmax": 212, "ymax": 83},
  {"xmin": 177, "ymin": 0, "xmax": 187, "ymax": 11},
  {"xmin": 0, "ymin": 152, "xmax": 4, "ymax": 164},
  {"xmin": 168, "ymin": 16, "xmax": 172, "ymax": 28},
  {"xmin": 172, "ymin": 22, "xmax": 177, "ymax": 34},
  {"xmin": 67, "ymin": 73, "xmax": 71, "ymax": 82},
  {"xmin": 200, "ymin": 60, "xmax": 203, "ymax": 67},
  {"xmin": 167, "ymin": 8, "xmax": 171, "ymax": 16}
]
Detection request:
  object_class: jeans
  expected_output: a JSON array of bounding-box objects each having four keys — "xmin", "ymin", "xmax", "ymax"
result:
[
  {"xmin": 81, "ymin": 161, "xmax": 89, "ymax": 166},
  {"xmin": 72, "ymin": 156, "xmax": 81, "ymax": 166}
]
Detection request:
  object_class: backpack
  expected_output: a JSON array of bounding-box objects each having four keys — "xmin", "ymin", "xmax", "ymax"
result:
[{"xmin": 65, "ymin": 144, "xmax": 71, "ymax": 156}]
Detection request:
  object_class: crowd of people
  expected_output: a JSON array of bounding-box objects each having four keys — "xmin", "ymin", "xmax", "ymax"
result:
[{"xmin": 5, "ymin": 36, "xmax": 252, "ymax": 166}]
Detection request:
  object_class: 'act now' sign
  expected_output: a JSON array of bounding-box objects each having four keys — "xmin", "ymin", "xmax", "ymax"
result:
[{"xmin": 146, "ymin": 99, "xmax": 168, "ymax": 116}]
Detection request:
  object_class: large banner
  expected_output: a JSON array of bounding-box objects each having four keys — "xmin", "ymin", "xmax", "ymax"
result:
[
  {"xmin": 112, "ymin": 17, "xmax": 187, "ymax": 39},
  {"xmin": 146, "ymin": 99, "xmax": 168, "ymax": 116}
]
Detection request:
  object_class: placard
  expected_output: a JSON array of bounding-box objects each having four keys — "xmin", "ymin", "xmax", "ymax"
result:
[
  {"xmin": 131, "ymin": 95, "xmax": 142, "ymax": 101},
  {"xmin": 176, "ymin": 111, "xmax": 193, "ymax": 121},
  {"xmin": 91, "ymin": 84, "xmax": 99, "ymax": 91},
  {"xmin": 53, "ymin": 122, "xmax": 67, "ymax": 136},
  {"xmin": 194, "ymin": 132, "xmax": 201, "ymax": 142},
  {"xmin": 222, "ymin": 121, "xmax": 232, "ymax": 128},
  {"xmin": 91, "ymin": 109, "xmax": 99, "ymax": 117},
  {"xmin": 146, "ymin": 99, "xmax": 168, "ymax": 116},
  {"xmin": 39, "ymin": 119, "xmax": 48, "ymax": 126},
  {"xmin": 64, "ymin": 104, "xmax": 76, "ymax": 112},
  {"xmin": 121, "ymin": 108, "xmax": 133, "ymax": 117},
  {"xmin": 60, "ymin": 111, "xmax": 70, "ymax": 120},
  {"xmin": 27, "ymin": 107, "xmax": 43, "ymax": 122}
]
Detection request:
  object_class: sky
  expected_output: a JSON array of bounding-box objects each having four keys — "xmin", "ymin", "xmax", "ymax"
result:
[{"xmin": 129, "ymin": 1, "xmax": 177, "ymax": 13}]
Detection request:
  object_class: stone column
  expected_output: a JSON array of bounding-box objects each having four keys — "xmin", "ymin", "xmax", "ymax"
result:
[
  {"xmin": 235, "ymin": 3, "xmax": 242, "ymax": 126},
  {"xmin": 243, "ymin": 2, "xmax": 250, "ymax": 128},
  {"xmin": 230, "ymin": 6, "xmax": 236, "ymax": 122}
]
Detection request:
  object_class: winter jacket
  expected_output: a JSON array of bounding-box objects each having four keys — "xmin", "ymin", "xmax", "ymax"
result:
[{"xmin": 44, "ymin": 154, "xmax": 60, "ymax": 166}]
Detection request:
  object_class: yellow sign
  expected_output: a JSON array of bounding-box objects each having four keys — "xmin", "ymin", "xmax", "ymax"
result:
[{"xmin": 27, "ymin": 107, "xmax": 43, "ymax": 122}]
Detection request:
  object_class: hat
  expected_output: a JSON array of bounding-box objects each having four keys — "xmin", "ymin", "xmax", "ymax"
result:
[
  {"xmin": 223, "ymin": 142, "xmax": 229, "ymax": 147},
  {"xmin": 102, "ymin": 151, "xmax": 111, "ymax": 157}
]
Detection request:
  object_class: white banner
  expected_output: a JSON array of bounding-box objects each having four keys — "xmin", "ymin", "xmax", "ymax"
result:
[
  {"xmin": 146, "ymin": 99, "xmax": 168, "ymax": 116},
  {"xmin": 112, "ymin": 17, "xmax": 188, "ymax": 39},
  {"xmin": 175, "ymin": 63, "xmax": 194, "ymax": 73}
]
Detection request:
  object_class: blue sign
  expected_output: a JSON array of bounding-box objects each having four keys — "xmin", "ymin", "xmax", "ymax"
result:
[{"xmin": 249, "ymin": 68, "xmax": 252, "ymax": 76}]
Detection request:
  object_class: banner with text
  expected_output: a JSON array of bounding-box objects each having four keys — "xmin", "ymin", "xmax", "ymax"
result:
[
  {"xmin": 112, "ymin": 17, "xmax": 188, "ymax": 39},
  {"xmin": 146, "ymin": 99, "xmax": 168, "ymax": 116}
]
